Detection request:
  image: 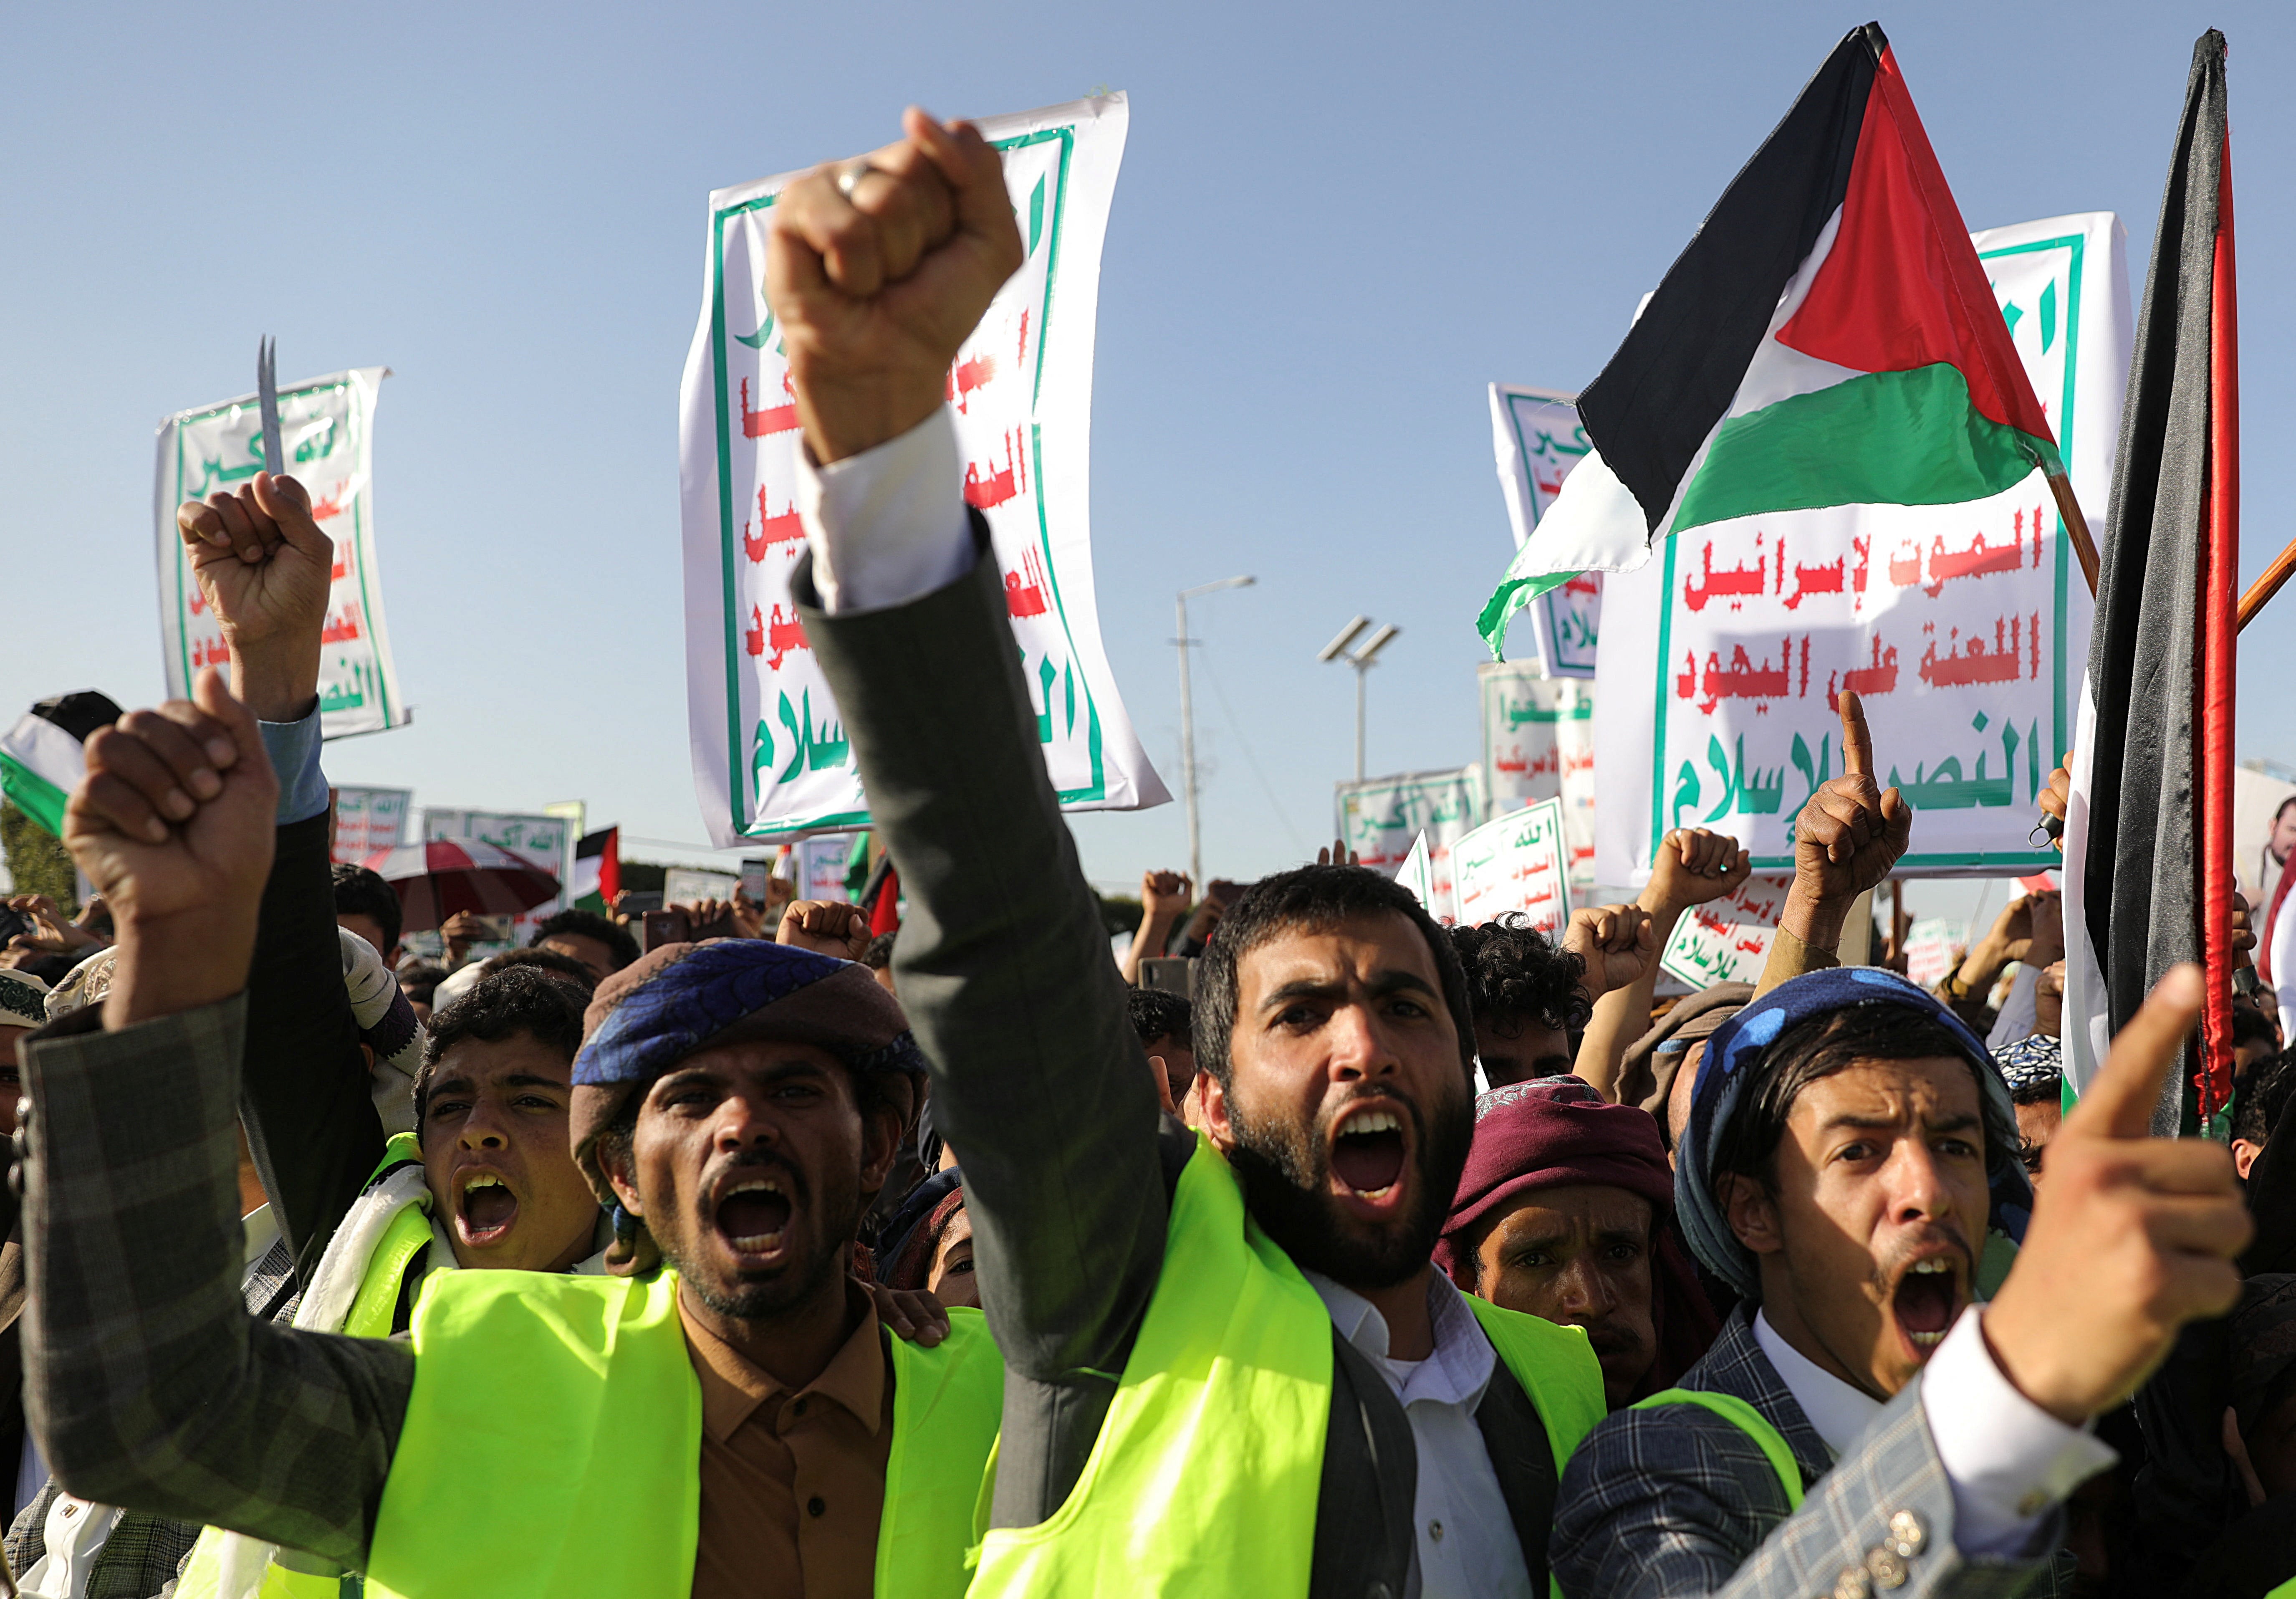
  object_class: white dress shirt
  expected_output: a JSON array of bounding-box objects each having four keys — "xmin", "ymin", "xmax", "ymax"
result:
[
  {"xmin": 1753, "ymin": 1306, "xmax": 2116, "ymax": 1556},
  {"xmin": 1304, "ymin": 1269, "xmax": 1533, "ymax": 1599}
]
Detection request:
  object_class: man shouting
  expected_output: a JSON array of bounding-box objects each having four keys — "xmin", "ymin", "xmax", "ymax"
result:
[{"xmin": 766, "ymin": 109, "xmax": 1607, "ymax": 1596}]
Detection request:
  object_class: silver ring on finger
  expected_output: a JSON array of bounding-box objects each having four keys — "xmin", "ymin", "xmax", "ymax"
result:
[{"xmin": 837, "ymin": 161, "xmax": 878, "ymax": 201}]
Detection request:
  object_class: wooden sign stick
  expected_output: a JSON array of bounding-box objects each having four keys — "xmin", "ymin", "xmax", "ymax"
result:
[{"xmin": 2047, "ymin": 472, "xmax": 2102, "ymax": 597}]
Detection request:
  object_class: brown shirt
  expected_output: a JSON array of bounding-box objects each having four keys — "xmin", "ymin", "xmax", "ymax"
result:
[{"xmin": 683, "ymin": 1288, "xmax": 895, "ymax": 1599}]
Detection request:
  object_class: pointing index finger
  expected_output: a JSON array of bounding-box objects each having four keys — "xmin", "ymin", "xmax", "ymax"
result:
[{"xmin": 1838, "ymin": 690, "xmax": 1873, "ymax": 779}]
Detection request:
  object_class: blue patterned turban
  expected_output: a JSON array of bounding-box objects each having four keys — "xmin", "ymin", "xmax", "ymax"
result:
[
  {"xmin": 1674, "ymin": 966, "xmax": 2033, "ymax": 1301},
  {"xmin": 568, "ymin": 938, "xmax": 926, "ymax": 1271}
]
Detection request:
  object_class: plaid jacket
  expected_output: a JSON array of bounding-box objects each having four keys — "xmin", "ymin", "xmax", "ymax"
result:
[
  {"xmin": 3, "ymin": 1235, "xmax": 308, "ymax": 1598},
  {"xmin": 1552, "ymin": 1306, "xmax": 2065, "ymax": 1598},
  {"xmin": 20, "ymin": 997, "xmax": 413, "ymax": 1572}
]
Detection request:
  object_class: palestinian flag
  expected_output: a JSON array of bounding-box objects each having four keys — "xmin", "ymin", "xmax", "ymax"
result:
[
  {"xmin": 2062, "ymin": 31, "xmax": 2237, "ymax": 1130},
  {"xmin": 569, "ymin": 826, "xmax": 620, "ymax": 913},
  {"xmin": 1479, "ymin": 22, "xmax": 2062, "ymax": 653},
  {"xmin": 1, "ymin": 692, "xmax": 124, "ymax": 837}
]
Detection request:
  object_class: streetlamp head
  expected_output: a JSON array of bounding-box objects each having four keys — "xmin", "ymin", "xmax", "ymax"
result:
[
  {"xmin": 1318, "ymin": 615, "xmax": 1372, "ymax": 662},
  {"xmin": 1351, "ymin": 622, "xmax": 1401, "ymax": 667}
]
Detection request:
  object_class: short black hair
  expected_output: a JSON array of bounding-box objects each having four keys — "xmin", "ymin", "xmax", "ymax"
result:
[
  {"xmin": 1710, "ymin": 1002, "xmax": 2015, "ymax": 1198},
  {"xmin": 332, "ymin": 863, "xmax": 402, "ymax": 954},
  {"xmin": 1126, "ymin": 985, "xmax": 1193, "ymax": 1049},
  {"xmin": 1448, "ymin": 918, "xmax": 1593, "ymax": 1036},
  {"xmin": 2233, "ymin": 1050, "xmax": 2296, "ymax": 1147},
  {"xmin": 396, "ymin": 961, "xmax": 451, "ymax": 1006},
  {"xmin": 480, "ymin": 946, "xmax": 599, "ymax": 992},
  {"xmin": 529, "ymin": 907, "xmax": 639, "ymax": 972},
  {"xmin": 2233, "ymin": 1003, "xmax": 2280, "ymax": 1051},
  {"xmin": 416, "ymin": 966, "xmax": 589, "ymax": 1123},
  {"xmin": 1195, "ymin": 864, "xmax": 1474, "ymax": 1091},
  {"xmin": 862, "ymin": 931, "xmax": 897, "ymax": 971}
]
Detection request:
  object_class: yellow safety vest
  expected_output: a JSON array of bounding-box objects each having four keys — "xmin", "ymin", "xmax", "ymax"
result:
[
  {"xmin": 966, "ymin": 1134, "xmax": 1606, "ymax": 1596},
  {"xmin": 362, "ymin": 1269, "xmax": 1001, "ymax": 1599}
]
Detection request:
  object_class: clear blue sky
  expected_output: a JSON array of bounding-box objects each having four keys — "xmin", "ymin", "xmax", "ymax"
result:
[{"xmin": 3, "ymin": 1, "xmax": 2289, "ymax": 898}]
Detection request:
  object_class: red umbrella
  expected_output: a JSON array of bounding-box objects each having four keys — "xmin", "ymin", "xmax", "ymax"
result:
[{"xmin": 362, "ymin": 839, "xmax": 561, "ymax": 933}]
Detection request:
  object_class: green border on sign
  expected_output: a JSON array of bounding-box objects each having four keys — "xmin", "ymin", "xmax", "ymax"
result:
[
  {"xmin": 709, "ymin": 125, "xmax": 1097, "ymax": 839},
  {"xmin": 1648, "ymin": 232, "xmax": 2085, "ymax": 873},
  {"xmin": 169, "ymin": 379, "xmax": 393, "ymax": 728}
]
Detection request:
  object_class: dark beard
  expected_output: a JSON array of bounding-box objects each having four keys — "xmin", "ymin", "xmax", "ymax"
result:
[
  {"xmin": 1227, "ymin": 1079, "xmax": 1473, "ymax": 1292},
  {"xmin": 660, "ymin": 1161, "xmax": 864, "ymax": 1323}
]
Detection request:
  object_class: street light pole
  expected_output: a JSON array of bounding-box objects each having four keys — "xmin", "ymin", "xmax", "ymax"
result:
[
  {"xmin": 1176, "ymin": 574, "xmax": 1255, "ymax": 894},
  {"xmin": 1320, "ymin": 617, "xmax": 1400, "ymax": 784}
]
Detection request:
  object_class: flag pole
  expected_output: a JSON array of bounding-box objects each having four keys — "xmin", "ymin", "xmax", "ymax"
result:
[
  {"xmin": 2046, "ymin": 472, "xmax": 2101, "ymax": 597},
  {"xmin": 2236, "ymin": 538, "xmax": 2296, "ymax": 631}
]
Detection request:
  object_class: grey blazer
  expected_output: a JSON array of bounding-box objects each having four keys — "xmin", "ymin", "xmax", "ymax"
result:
[
  {"xmin": 800, "ymin": 525, "xmax": 1563, "ymax": 1598},
  {"xmin": 1553, "ymin": 1306, "xmax": 2064, "ymax": 1598}
]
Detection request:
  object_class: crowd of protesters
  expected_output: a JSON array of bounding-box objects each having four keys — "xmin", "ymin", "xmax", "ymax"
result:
[{"xmin": 0, "ymin": 107, "xmax": 2290, "ymax": 1599}]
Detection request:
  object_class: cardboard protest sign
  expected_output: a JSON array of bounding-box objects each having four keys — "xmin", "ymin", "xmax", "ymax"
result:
[
  {"xmin": 158, "ymin": 367, "xmax": 406, "ymax": 739},
  {"xmin": 1451, "ymin": 797, "xmax": 1572, "ymax": 934},
  {"xmin": 1336, "ymin": 769, "xmax": 1485, "ymax": 906},
  {"xmin": 331, "ymin": 785, "xmax": 411, "ymax": 866},
  {"xmin": 1659, "ymin": 875, "xmax": 1793, "ymax": 989},
  {"xmin": 1903, "ymin": 917, "xmax": 1969, "ymax": 988},
  {"xmin": 663, "ymin": 868, "xmax": 738, "ymax": 906},
  {"xmin": 1487, "ymin": 385, "xmax": 1598, "ymax": 676},
  {"xmin": 1591, "ymin": 214, "xmax": 2130, "ymax": 883},
  {"xmin": 424, "ymin": 809, "xmax": 569, "ymax": 943},
  {"xmin": 1480, "ymin": 662, "xmax": 1596, "ymax": 891},
  {"xmin": 679, "ymin": 94, "xmax": 1165, "ymax": 844},
  {"xmin": 1395, "ymin": 831, "xmax": 1446, "ymax": 922}
]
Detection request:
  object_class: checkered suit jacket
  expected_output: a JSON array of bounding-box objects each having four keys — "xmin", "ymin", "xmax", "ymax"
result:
[{"xmin": 1553, "ymin": 1306, "xmax": 2066, "ymax": 1598}]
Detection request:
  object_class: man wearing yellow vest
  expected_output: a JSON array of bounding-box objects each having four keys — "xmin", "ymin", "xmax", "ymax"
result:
[
  {"xmin": 18, "ymin": 668, "xmax": 1003, "ymax": 1598},
  {"xmin": 767, "ymin": 111, "xmax": 1607, "ymax": 1595}
]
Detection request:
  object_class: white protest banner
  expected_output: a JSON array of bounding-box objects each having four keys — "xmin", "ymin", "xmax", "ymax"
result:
[
  {"xmin": 1904, "ymin": 917, "xmax": 1969, "ymax": 988},
  {"xmin": 1659, "ymin": 875, "xmax": 1793, "ymax": 989},
  {"xmin": 331, "ymin": 785, "xmax": 412, "ymax": 866},
  {"xmin": 1480, "ymin": 662, "xmax": 1596, "ymax": 892},
  {"xmin": 1451, "ymin": 797, "xmax": 1572, "ymax": 934},
  {"xmin": 1395, "ymin": 831, "xmax": 1446, "ymax": 922},
  {"xmin": 679, "ymin": 95, "xmax": 1165, "ymax": 844},
  {"xmin": 1592, "ymin": 213, "xmax": 2130, "ymax": 884},
  {"xmin": 1336, "ymin": 768, "xmax": 1485, "ymax": 898},
  {"xmin": 1487, "ymin": 385, "xmax": 1599, "ymax": 676},
  {"xmin": 158, "ymin": 368, "xmax": 406, "ymax": 739},
  {"xmin": 664, "ymin": 867, "xmax": 738, "ymax": 906},
  {"xmin": 424, "ymin": 809, "xmax": 569, "ymax": 941}
]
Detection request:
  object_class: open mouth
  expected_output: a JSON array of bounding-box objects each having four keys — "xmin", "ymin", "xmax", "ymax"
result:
[
  {"xmin": 1330, "ymin": 1104, "xmax": 1409, "ymax": 1204},
  {"xmin": 1889, "ymin": 1256, "xmax": 1963, "ymax": 1356},
  {"xmin": 457, "ymin": 1172, "xmax": 520, "ymax": 1247},
  {"xmin": 713, "ymin": 1174, "xmax": 795, "ymax": 1258}
]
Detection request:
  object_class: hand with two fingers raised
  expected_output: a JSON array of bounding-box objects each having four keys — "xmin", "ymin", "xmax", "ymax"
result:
[{"xmin": 1982, "ymin": 964, "xmax": 2252, "ymax": 1423}]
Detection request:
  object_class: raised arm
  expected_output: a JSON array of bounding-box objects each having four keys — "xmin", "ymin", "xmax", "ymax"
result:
[
  {"xmin": 770, "ymin": 112, "xmax": 1170, "ymax": 1399},
  {"xmin": 22, "ymin": 668, "xmax": 410, "ymax": 1561},
  {"xmin": 182, "ymin": 471, "xmax": 391, "ymax": 1274},
  {"xmin": 1579, "ymin": 828, "xmax": 1750, "ymax": 1102},
  {"xmin": 1757, "ymin": 691, "xmax": 1910, "ymax": 994}
]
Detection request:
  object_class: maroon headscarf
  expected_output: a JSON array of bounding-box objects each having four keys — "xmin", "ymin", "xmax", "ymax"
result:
[{"xmin": 1437, "ymin": 1075, "xmax": 1722, "ymax": 1400}]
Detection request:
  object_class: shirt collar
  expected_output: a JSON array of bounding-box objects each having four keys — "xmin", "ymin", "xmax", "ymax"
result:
[
  {"xmin": 1751, "ymin": 1308, "xmax": 1875, "ymax": 1460},
  {"xmin": 1302, "ymin": 1267, "xmax": 1497, "ymax": 1412},
  {"xmin": 680, "ymin": 1282, "xmax": 888, "ymax": 1445}
]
